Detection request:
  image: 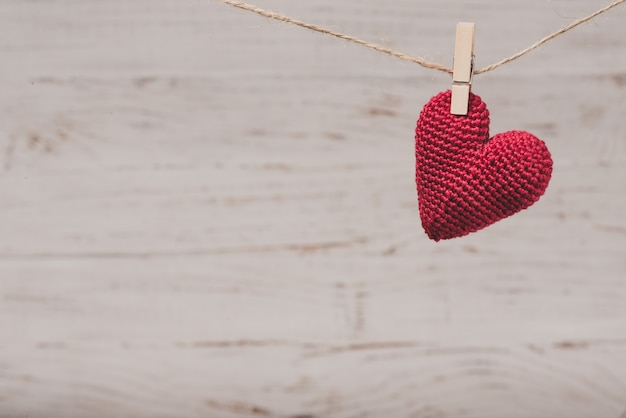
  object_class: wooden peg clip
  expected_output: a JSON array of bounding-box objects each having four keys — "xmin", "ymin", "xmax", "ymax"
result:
[{"xmin": 451, "ymin": 22, "xmax": 476, "ymax": 116}]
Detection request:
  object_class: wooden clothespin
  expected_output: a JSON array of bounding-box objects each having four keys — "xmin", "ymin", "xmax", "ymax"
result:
[{"xmin": 451, "ymin": 22, "xmax": 476, "ymax": 116}]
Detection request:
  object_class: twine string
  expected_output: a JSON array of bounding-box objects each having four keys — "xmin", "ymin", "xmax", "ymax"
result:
[
  {"xmin": 216, "ymin": 0, "xmax": 626, "ymax": 76},
  {"xmin": 476, "ymin": 0, "xmax": 626, "ymax": 74}
]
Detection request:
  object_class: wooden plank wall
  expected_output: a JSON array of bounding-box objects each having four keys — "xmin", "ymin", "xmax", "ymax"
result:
[{"xmin": 0, "ymin": 1, "xmax": 625, "ymax": 417}]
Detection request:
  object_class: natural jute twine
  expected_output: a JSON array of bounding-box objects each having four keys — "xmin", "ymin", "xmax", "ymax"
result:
[{"xmin": 215, "ymin": 0, "xmax": 626, "ymax": 75}]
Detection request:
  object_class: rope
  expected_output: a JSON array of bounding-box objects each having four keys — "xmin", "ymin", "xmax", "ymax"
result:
[
  {"xmin": 475, "ymin": 0, "xmax": 626, "ymax": 74},
  {"xmin": 215, "ymin": 0, "xmax": 626, "ymax": 76}
]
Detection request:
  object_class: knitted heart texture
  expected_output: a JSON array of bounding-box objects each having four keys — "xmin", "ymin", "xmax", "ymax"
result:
[{"xmin": 415, "ymin": 90, "xmax": 553, "ymax": 241}]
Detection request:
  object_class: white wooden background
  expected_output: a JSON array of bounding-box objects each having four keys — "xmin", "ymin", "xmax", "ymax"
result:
[{"xmin": 1, "ymin": 1, "xmax": 626, "ymax": 417}]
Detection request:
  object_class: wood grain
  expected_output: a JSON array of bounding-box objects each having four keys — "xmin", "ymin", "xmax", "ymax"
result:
[{"xmin": 1, "ymin": 1, "xmax": 626, "ymax": 417}]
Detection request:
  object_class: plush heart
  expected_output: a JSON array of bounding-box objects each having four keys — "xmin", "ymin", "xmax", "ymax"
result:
[{"xmin": 415, "ymin": 90, "xmax": 552, "ymax": 241}]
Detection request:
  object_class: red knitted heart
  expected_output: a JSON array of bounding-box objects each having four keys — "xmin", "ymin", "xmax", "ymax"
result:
[{"xmin": 415, "ymin": 90, "xmax": 552, "ymax": 241}]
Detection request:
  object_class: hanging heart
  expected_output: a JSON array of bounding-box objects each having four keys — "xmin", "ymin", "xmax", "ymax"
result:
[{"xmin": 415, "ymin": 90, "xmax": 553, "ymax": 241}]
